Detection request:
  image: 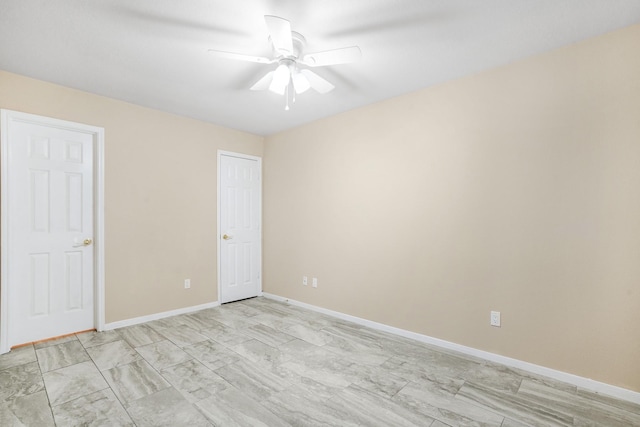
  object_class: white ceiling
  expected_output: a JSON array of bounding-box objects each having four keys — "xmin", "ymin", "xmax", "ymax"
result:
[{"xmin": 1, "ymin": 1, "xmax": 639, "ymax": 136}]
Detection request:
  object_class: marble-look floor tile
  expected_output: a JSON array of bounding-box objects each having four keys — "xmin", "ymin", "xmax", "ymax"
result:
[
  {"xmin": 277, "ymin": 337, "xmax": 324, "ymax": 358},
  {"xmin": 34, "ymin": 335, "xmax": 78, "ymax": 350},
  {"xmin": 230, "ymin": 338, "xmax": 291, "ymax": 368},
  {"xmin": 127, "ymin": 387, "xmax": 212, "ymax": 427},
  {"xmin": 468, "ymin": 361, "xmax": 577, "ymax": 396},
  {"xmin": 103, "ymin": 359, "xmax": 170, "ymax": 405},
  {"xmin": 326, "ymin": 384, "xmax": 435, "ymax": 427},
  {"xmin": 252, "ymin": 312, "xmax": 305, "ymax": 331},
  {"xmin": 1, "ymin": 297, "xmax": 637, "ymax": 427},
  {"xmin": 0, "ymin": 361, "xmax": 45, "ymax": 402},
  {"xmin": 279, "ymin": 323, "xmax": 334, "ymax": 346},
  {"xmin": 195, "ymin": 386, "xmax": 289, "ymax": 427},
  {"xmin": 517, "ymin": 379, "xmax": 640, "ymax": 427},
  {"xmin": 278, "ymin": 348, "xmax": 359, "ymax": 389},
  {"xmin": 500, "ymin": 418, "xmax": 531, "ymax": 427},
  {"xmin": 200, "ymin": 322, "xmax": 253, "ymax": 346},
  {"xmin": 294, "ymin": 310, "xmax": 341, "ymax": 329},
  {"xmin": 242, "ymin": 323, "xmax": 295, "ymax": 347},
  {"xmin": 456, "ymin": 381, "xmax": 573, "ymax": 426},
  {"xmin": 254, "ymin": 301, "xmax": 303, "ymax": 316},
  {"xmin": 264, "ymin": 384, "xmax": 361, "ymax": 426},
  {"xmin": 43, "ymin": 361, "xmax": 108, "ymax": 407},
  {"xmin": 36, "ymin": 340, "xmax": 90, "ymax": 373},
  {"xmin": 86, "ymin": 339, "xmax": 141, "ymax": 371},
  {"xmin": 146, "ymin": 315, "xmax": 187, "ymax": 331},
  {"xmin": 0, "ymin": 390, "xmax": 54, "ymax": 427},
  {"xmin": 511, "ymin": 365, "xmax": 578, "ymax": 395},
  {"xmin": 397, "ymin": 366, "xmax": 465, "ymax": 396},
  {"xmin": 343, "ymin": 323, "xmax": 392, "ymax": 343},
  {"xmin": 219, "ymin": 301, "xmax": 263, "ymax": 317},
  {"xmin": 321, "ymin": 324, "xmax": 398, "ymax": 366},
  {"xmin": 153, "ymin": 325, "xmax": 209, "ymax": 348},
  {"xmin": 393, "ymin": 378, "xmax": 504, "ymax": 427},
  {"xmin": 184, "ymin": 339, "xmax": 242, "ymax": 371},
  {"xmin": 135, "ymin": 340, "xmax": 193, "ymax": 370},
  {"xmin": 210, "ymin": 313, "xmax": 261, "ymax": 330},
  {"xmin": 179, "ymin": 312, "xmax": 221, "ymax": 331},
  {"xmin": 393, "ymin": 336, "xmax": 482, "ymax": 362},
  {"xmin": 215, "ymin": 360, "xmax": 291, "ymax": 402},
  {"xmin": 0, "ymin": 345, "xmax": 37, "ymax": 371},
  {"xmin": 382, "ymin": 351, "xmax": 479, "ymax": 384},
  {"xmin": 76, "ymin": 330, "xmax": 122, "ymax": 349},
  {"xmin": 576, "ymin": 387, "xmax": 640, "ymax": 416},
  {"xmin": 323, "ymin": 337, "xmax": 391, "ymax": 366},
  {"xmin": 51, "ymin": 388, "xmax": 133, "ymax": 426},
  {"xmin": 461, "ymin": 363, "xmax": 525, "ymax": 394},
  {"xmin": 322, "ymin": 323, "xmax": 383, "ymax": 347},
  {"xmin": 280, "ymin": 368, "xmax": 345, "ymax": 402},
  {"xmin": 351, "ymin": 366, "xmax": 410, "ymax": 399},
  {"xmin": 573, "ymin": 416, "xmax": 623, "ymax": 427},
  {"xmin": 116, "ymin": 324, "xmax": 165, "ymax": 348},
  {"xmin": 161, "ymin": 359, "xmax": 229, "ymax": 403},
  {"xmin": 183, "ymin": 308, "xmax": 222, "ymax": 324}
]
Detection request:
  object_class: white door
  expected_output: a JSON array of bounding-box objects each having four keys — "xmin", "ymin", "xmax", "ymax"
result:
[
  {"xmin": 3, "ymin": 114, "xmax": 96, "ymax": 347},
  {"xmin": 219, "ymin": 152, "xmax": 261, "ymax": 303}
]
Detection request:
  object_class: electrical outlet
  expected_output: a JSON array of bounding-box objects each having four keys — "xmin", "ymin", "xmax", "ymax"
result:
[
  {"xmin": 303, "ymin": 276, "xmax": 308, "ymax": 286},
  {"xmin": 312, "ymin": 277, "xmax": 318, "ymax": 288},
  {"xmin": 490, "ymin": 311, "xmax": 501, "ymax": 327},
  {"xmin": 184, "ymin": 279, "xmax": 191, "ymax": 289}
]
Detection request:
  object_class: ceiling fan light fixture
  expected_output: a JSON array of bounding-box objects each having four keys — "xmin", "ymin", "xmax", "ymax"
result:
[
  {"xmin": 292, "ymin": 70, "xmax": 311, "ymax": 94},
  {"xmin": 269, "ymin": 63, "xmax": 290, "ymax": 95}
]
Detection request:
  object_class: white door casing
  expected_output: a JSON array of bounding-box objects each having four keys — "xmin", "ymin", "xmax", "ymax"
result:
[
  {"xmin": 218, "ymin": 151, "xmax": 261, "ymax": 303},
  {"xmin": 1, "ymin": 110, "xmax": 105, "ymax": 353}
]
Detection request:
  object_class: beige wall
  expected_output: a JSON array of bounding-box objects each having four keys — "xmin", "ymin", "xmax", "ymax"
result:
[
  {"xmin": 263, "ymin": 24, "xmax": 640, "ymax": 392},
  {"xmin": 0, "ymin": 71, "xmax": 263, "ymax": 323}
]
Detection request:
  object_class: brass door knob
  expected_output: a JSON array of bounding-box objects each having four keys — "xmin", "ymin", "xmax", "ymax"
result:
[
  {"xmin": 222, "ymin": 234, "xmax": 232, "ymax": 240},
  {"xmin": 83, "ymin": 238, "xmax": 93, "ymax": 246}
]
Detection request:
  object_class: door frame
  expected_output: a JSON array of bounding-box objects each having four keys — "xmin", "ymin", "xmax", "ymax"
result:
[
  {"xmin": 217, "ymin": 150, "xmax": 262, "ymax": 304},
  {"xmin": 0, "ymin": 109, "xmax": 106, "ymax": 353}
]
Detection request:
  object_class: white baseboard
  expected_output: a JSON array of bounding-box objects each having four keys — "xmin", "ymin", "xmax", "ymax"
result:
[
  {"xmin": 102, "ymin": 301, "xmax": 220, "ymax": 331},
  {"xmin": 262, "ymin": 292, "xmax": 640, "ymax": 405}
]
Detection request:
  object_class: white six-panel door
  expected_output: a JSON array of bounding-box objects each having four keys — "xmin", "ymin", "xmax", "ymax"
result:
[
  {"xmin": 219, "ymin": 152, "xmax": 261, "ymax": 303},
  {"xmin": 2, "ymin": 111, "xmax": 100, "ymax": 349}
]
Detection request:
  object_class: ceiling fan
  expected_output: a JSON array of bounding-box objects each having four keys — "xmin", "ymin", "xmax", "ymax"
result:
[{"xmin": 208, "ymin": 15, "xmax": 361, "ymax": 108}]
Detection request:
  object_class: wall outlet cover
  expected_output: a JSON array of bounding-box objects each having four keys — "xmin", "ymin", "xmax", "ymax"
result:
[{"xmin": 490, "ymin": 311, "xmax": 501, "ymax": 327}]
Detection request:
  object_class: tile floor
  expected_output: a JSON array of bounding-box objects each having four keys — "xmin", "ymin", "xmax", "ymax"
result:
[{"xmin": 1, "ymin": 297, "xmax": 638, "ymax": 426}]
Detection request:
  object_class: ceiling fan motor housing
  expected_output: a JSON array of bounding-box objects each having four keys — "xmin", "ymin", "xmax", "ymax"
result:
[{"xmin": 270, "ymin": 31, "xmax": 307, "ymax": 61}]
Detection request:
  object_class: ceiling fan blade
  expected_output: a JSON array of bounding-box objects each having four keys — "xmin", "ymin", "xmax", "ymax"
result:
[
  {"xmin": 301, "ymin": 46, "xmax": 362, "ymax": 67},
  {"xmin": 300, "ymin": 69, "xmax": 335, "ymax": 94},
  {"xmin": 264, "ymin": 15, "xmax": 293, "ymax": 55},
  {"xmin": 250, "ymin": 71, "xmax": 275, "ymax": 91},
  {"xmin": 208, "ymin": 49, "xmax": 273, "ymax": 64}
]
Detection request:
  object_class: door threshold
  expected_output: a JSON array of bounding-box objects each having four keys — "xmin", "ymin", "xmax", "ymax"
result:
[{"xmin": 11, "ymin": 328, "xmax": 96, "ymax": 350}]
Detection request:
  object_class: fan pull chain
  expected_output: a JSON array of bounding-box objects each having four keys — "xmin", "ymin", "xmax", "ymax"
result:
[{"xmin": 285, "ymin": 83, "xmax": 290, "ymax": 111}]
